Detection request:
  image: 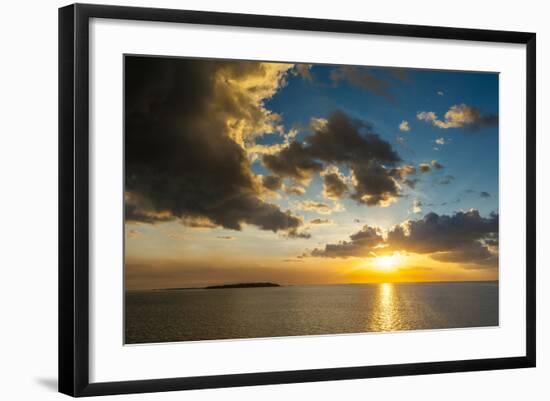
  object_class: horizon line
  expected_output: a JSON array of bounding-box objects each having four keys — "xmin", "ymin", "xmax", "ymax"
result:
[{"xmin": 127, "ymin": 279, "xmax": 499, "ymax": 292}]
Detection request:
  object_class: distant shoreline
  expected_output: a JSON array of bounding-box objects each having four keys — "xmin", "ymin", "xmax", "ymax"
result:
[
  {"xmin": 128, "ymin": 280, "xmax": 498, "ymax": 292},
  {"xmin": 151, "ymin": 282, "xmax": 281, "ymax": 291}
]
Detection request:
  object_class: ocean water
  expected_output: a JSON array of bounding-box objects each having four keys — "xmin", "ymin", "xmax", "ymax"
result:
[{"xmin": 125, "ymin": 281, "xmax": 498, "ymax": 344}]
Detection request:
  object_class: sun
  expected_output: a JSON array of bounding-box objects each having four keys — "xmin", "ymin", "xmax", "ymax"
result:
[{"xmin": 373, "ymin": 253, "xmax": 402, "ymax": 271}]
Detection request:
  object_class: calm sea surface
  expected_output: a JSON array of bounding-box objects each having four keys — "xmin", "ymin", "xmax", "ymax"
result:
[{"xmin": 125, "ymin": 281, "xmax": 498, "ymax": 344}]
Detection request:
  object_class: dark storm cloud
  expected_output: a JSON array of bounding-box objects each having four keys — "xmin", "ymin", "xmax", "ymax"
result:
[
  {"xmin": 321, "ymin": 170, "xmax": 348, "ymax": 200},
  {"xmin": 310, "ymin": 210, "xmax": 498, "ymax": 266},
  {"xmin": 263, "ymin": 141, "xmax": 323, "ymax": 182},
  {"xmin": 305, "ymin": 112, "xmax": 400, "ymax": 164},
  {"xmin": 124, "ymin": 192, "xmax": 176, "ymax": 224},
  {"xmin": 350, "ymin": 161, "xmax": 401, "ymax": 206},
  {"xmin": 125, "ymin": 56, "xmax": 302, "ymax": 233},
  {"xmin": 387, "ymin": 210, "xmax": 497, "ymax": 254},
  {"xmin": 264, "ymin": 111, "xmax": 404, "ymax": 206},
  {"xmin": 262, "ymin": 175, "xmax": 283, "ymax": 191},
  {"xmin": 430, "ymin": 242, "xmax": 495, "ymax": 264},
  {"xmin": 311, "ymin": 226, "xmax": 385, "ymax": 258}
]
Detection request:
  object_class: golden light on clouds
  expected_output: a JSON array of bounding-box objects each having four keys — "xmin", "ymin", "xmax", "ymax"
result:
[{"xmin": 214, "ymin": 62, "xmax": 294, "ymax": 148}]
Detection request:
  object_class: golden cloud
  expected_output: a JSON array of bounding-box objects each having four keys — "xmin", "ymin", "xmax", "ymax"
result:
[{"xmin": 417, "ymin": 104, "xmax": 497, "ymax": 130}]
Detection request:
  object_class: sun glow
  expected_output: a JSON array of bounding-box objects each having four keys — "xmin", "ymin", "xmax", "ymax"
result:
[{"xmin": 373, "ymin": 253, "xmax": 402, "ymax": 271}]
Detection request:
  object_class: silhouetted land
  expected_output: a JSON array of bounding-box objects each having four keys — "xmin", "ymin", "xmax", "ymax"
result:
[{"xmin": 155, "ymin": 282, "xmax": 281, "ymax": 291}]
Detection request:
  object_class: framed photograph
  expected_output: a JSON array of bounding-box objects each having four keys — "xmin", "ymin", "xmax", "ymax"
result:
[{"xmin": 59, "ymin": 3, "xmax": 536, "ymax": 397}]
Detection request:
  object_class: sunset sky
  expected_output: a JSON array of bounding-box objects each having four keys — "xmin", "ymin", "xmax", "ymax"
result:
[{"xmin": 124, "ymin": 56, "xmax": 499, "ymax": 290}]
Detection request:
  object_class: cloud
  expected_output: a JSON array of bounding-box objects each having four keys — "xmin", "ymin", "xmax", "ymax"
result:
[
  {"xmin": 435, "ymin": 137, "xmax": 446, "ymax": 145},
  {"xmin": 399, "ymin": 120, "xmax": 410, "ymax": 131},
  {"xmin": 309, "ymin": 210, "xmax": 498, "ymax": 267},
  {"xmin": 124, "ymin": 192, "xmax": 176, "ymax": 224},
  {"xmin": 262, "ymin": 175, "xmax": 283, "ymax": 191},
  {"xmin": 126, "ymin": 229, "xmax": 142, "ymax": 239},
  {"xmin": 293, "ymin": 64, "xmax": 313, "ymax": 81},
  {"xmin": 263, "ymin": 141, "xmax": 323, "ymax": 183},
  {"xmin": 125, "ymin": 56, "xmax": 304, "ymax": 234},
  {"xmin": 292, "ymin": 200, "xmax": 344, "ymax": 215},
  {"xmin": 309, "ymin": 218, "xmax": 335, "ymax": 225},
  {"xmin": 431, "ymin": 160, "xmax": 444, "ymax": 170},
  {"xmin": 390, "ymin": 164, "xmax": 416, "ymax": 179},
  {"xmin": 463, "ymin": 189, "xmax": 493, "ymax": 199},
  {"xmin": 283, "ymin": 184, "xmax": 307, "ymax": 196},
  {"xmin": 386, "ymin": 210, "xmax": 498, "ymax": 263},
  {"xmin": 285, "ymin": 229, "xmax": 312, "ymax": 239},
  {"xmin": 320, "ymin": 166, "xmax": 348, "ymax": 200},
  {"xmin": 403, "ymin": 178, "xmax": 420, "ymax": 189},
  {"xmin": 417, "ymin": 104, "xmax": 498, "ymax": 130},
  {"xmin": 246, "ymin": 142, "xmax": 288, "ymax": 162},
  {"xmin": 480, "ymin": 191, "xmax": 491, "ymax": 198},
  {"xmin": 417, "ymin": 160, "xmax": 443, "ymax": 174},
  {"xmin": 419, "ymin": 163, "xmax": 431, "ymax": 173},
  {"xmin": 437, "ymin": 91, "xmax": 444, "ymax": 96},
  {"xmin": 438, "ymin": 175, "xmax": 455, "ymax": 185},
  {"xmin": 264, "ymin": 110, "xmax": 404, "ymax": 207},
  {"xmin": 430, "ymin": 241, "xmax": 495, "ymax": 264},
  {"xmin": 311, "ymin": 226, "xmax": 385, "ymax": 258},
  {"xmin": 329, "ymin": 66, "xmax": 395, "ymax": 101},
  {"xmin": 389, "ymin": 164, "xmax": 418, "ymax": 189},
  {"xmin": 350, "ymin": 161, "xmax": 401, "ymax": 206},
  {"xmin": 178, "ymin": 216, "xmax": 218, "ymax": 229},
  {"xmin": 411, "ymin": 199, "xmax": 423, "ymax": 214},
  {"xmin": 416, "ymin": 111, "xmax": 437, "ymax": 124}
]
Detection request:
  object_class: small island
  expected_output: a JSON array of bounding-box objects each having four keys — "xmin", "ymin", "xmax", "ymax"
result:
[
  {"xmin": 205, "ymin": 282, "xmax": 281, "ymax": 289},
  {"xmin": 153, "ymin": 282, "xmax": 281, "ymax": 291}
]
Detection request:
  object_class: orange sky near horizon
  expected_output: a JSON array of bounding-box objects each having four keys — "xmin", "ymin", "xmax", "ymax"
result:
[{"xmin": 125, "ymin": 226, "xmax": 498, "ymax": 290}]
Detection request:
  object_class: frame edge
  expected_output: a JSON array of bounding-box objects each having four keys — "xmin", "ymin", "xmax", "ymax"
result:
[
  {"xmin": 525, "ymin": 33, "xmax": 536, "ymax": 368},
  {"xmin": 58, "ymin": 3, "xmax": 77, "ymax": 397},
  {"xmin": 58, "ymin": 3, "xmax": 537, "ymax": 396}
]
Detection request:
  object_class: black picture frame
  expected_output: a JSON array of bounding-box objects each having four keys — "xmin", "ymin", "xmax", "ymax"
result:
[{"xmin": 59, "ymin": 3, "xmax": 536, "ymax": 397}]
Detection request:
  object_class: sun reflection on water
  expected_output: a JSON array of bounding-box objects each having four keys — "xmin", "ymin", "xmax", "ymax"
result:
[{"xmin": 372, "ymin": 283, "xmax": 399, "ymax": 331}]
